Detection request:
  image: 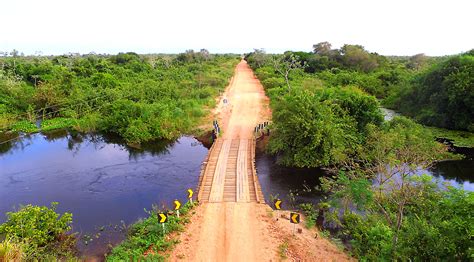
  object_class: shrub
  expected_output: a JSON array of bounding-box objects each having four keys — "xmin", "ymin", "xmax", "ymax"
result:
[{"xmin": 0, "ymin": 202, "xmax": 76, "ymax": 260}]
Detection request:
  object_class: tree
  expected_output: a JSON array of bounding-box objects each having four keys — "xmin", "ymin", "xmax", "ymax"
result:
[
  {"xmin": 31, "ymin": 74, "xmax": 40, "ymax": 87},
  {"xmin": 245, "ymin": 49, "xmax": 267, "ymax": 68},
  {"xmin": 268, "ymin": 89, "xmax": 358, "ymax": 167},
  {"xmin": 199, "ymin": 49, "xmax": 210, "ymax": 60},
  {"xmin": 392, "ymin": 52, "xmax": 474, "ymax": 131},
  {"xmin": 271, "ymin": 53, "xmax": 305, "ymax": 92},
  {"xmin": 9, "ymin": 49, "xmax": 19, "ymax": 57},
  {"xmin": 176, "ymin": 49, "xmax": 196, "ymax": 63},
  {"xmin": 313, "ymin": 41, "xmax": 332, "ymax": 56},
  {"xmin": 267, "ymin": 87, "xmax": 382, "ymax": 167},
  {"xmin": 340, "ymin": 44, "xmax": 378, "ymax": 72},
  {"xmin": 407, "ymin": 53, "xmax": 427, "ymax": 70},
  {"xmin": 319, "ymin": 117, "xmax": 463, "ymax": 260},
  {"xmin": 360, "ymin": 118, "xmax": 448, "ymax": 250}
]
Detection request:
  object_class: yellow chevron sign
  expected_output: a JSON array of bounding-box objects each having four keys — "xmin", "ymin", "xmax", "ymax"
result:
[
  {"xmin": 274, "ymin": 199, "xmax": 282, "ymax": 210},
  {"xmin": 174, "ymin": 200, "xmax": 181, "ymax": 210},
  {"xmin": 290, "ymin": 213, "xmax": 300, "ymax": 224},
  {"xmin": 188, "ymin": 189, "xmax": 194, "ymax": 199},
  {"xmin": 158, "ymin": 213, "xmax": 168, "ymax": 223}
]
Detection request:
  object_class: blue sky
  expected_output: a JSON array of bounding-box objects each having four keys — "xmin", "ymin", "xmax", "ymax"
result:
[{"xmin": 1, "ymin": 0, "xmax": 473, "ymax": 56}]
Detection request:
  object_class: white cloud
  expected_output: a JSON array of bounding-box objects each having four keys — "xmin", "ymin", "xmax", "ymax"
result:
[{"xmin": 1, "ymin": 0, "xmax": 473, "ymax": 56}]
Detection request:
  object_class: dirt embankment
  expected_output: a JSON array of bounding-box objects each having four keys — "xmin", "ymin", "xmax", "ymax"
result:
[{"xmin": 170, "ymin": 203, "xmax": 352, "ymax": 261}]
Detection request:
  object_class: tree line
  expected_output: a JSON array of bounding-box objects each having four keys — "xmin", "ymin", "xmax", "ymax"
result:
[
  {"xmin": 245, "ymin": 44, "xmax": 472, "ymax": 260},
  {"xmin": 0, "ymin": 51, "xmax": 240, "ymax": 143}
]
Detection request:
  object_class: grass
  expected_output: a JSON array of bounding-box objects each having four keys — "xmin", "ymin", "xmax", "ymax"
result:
[
  {"xmin": 0, "ymin": 239, "xmax": 24, "ymax": 262},
  {"xmin": 9, "ymin": 120, "xmax": 38, "ymax": 133},
  {"xmin": 426, "ymin": 126, "xmax": 474, "ymax": 147},
  {"xmin": 41, "ymin": 117, "xmax": 76, "ymax": 132},
  {"xmin": 106, "ymin": 201, "xmax": 196, "ymax": 261},
  {"xmin": 299, "ymin": 203, "xmax": 317, "ymax": 229},
  {"xmin": 278, "ymin": 240, "xmax": 289, "ymax": 260}
]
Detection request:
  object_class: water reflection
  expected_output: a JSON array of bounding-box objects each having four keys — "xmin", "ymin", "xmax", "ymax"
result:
[
  {"xmin": 256, "ymin": 152, "xmax": 474, "ymax": 210},
  {"xmin": 0, "ymin": 131, "xmax": 208, "ymax": 258},
  {"xmin": 430, "ymin": 160, "xmax": 474, "ymax": 191},
  {"xmin": 255, "ymin": 152, "xmax": 326, "ymax": 209}
]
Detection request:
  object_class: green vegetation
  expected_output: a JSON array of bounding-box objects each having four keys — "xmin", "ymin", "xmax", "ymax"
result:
[
  {"xmin": 277, "ymin": 240, "xmax": 289, "ymax": 259},
  {"xmin": 427, "ymin": 126, "xmax": 474, "ymax": 147},
  {"xmin": 300, "ymin": 118, "xmax": 471, "ymax": 260},
  {"xmin": 246, "ymin": 44, "xmax": 472, "ymax": 260},
  {"xmin": 0, "ymin": 202, "xmax": 77, "ymax": 260},
  {"xmin": 247, "ymin": 44, "xmax": 474, "ymax": 149},
  {"xmin": 386, "ymin": 51, "xmax": 474, "ymax": 131},
  {"xmin": 0, "ymin": 51, "xmax": 239, "ymax": 143},
  {"xmin": 247, "ymin": 47, "xmax": 424, "ymax": 168},
  {"xmin": 349, "ymin": 185, "xmax": 471, "ymax": 260},
  {"xmin": 246, "ymin": 44, "xmax": 472, "ymax": 169},
  {"xmin": 320, "ymin": 173, "xmax": 473, "ymax": 260},
  {"xmin": 0, "ymin": 201, "xmax": 197, "ymax": 261},
  {"xmin": 9, "ymin": 120, "xmax": 38, "ymax": 133},
  {"xmin": 107, "ymin": 202, "xmax": 196, "ymax": 261},
  {"xmin": 267, "ymin": 86, "xmax": 382, "ymax": 167}
]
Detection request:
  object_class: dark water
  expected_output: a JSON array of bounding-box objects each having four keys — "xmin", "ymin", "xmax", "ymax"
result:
[
  {"xmin": 0, "ymin": 129, "xmax": 472, "ymax": 258},
  {"xmin": 255, "ymin": 152, "xmax": 326, "ymax": 209},
  {"xmin": 0, "ymin": 131, "xmax": 208, "ymax": 257},
  {"xmin": 430, "ymin": 160, "xmax": 474, "ymax": 190},
  {"xmin": 256, "ymin": 153, "xmax": 474, "ymax": 208}
]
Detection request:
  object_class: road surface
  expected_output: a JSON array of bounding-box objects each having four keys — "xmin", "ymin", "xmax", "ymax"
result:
[{"xmin": 170, "ymin": 60, "xmax": 351, "ymax": 262}]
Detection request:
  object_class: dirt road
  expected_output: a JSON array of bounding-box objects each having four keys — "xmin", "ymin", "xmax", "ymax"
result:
[{"xmin": 169, "ymin": 60, "xmax": 351, "ymax": 261}]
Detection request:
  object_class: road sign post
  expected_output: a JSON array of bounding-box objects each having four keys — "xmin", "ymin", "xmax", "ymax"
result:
[
  {"xmin": 274, "ymin": 199, "xmax": 282, "ymax": 210},
  {"xmin": 158, "ymin": 213, "xmax": 168, "ymax": 235},
  {"xmin": 174, "ymin": 200, "xmax": 181, "ymax": 218},
  {"xmin": 290, "ymin": 212, "xmax": 300, "ymax": 235},
  {"xmin": 188, "ymin": 188, "xmax": 194, "ymax": 204}
]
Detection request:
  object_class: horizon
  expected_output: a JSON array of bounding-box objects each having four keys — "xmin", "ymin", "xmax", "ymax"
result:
[
  {"xmin": 1, "ymin": 45, "xmax": 473, "ymax": 58},
  {"xmin": 0, "ymin": 47, "xmax": 474, "ymax": 57},
  {"xmin": 1, "ymin": 0, "xmax": 473, "ymax": 57}
]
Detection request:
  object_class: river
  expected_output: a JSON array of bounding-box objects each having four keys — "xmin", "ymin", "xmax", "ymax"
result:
[
  {"xmin": 255, "ymin": 106, "xmax": 473, "ymax": 206},
  {"xmin": 0, "ymin": 129, "xmax": 472, "ymax": 258},
  {"xmin": 0, "ymin": 131, "xmax": 208, "ymax": 257}
]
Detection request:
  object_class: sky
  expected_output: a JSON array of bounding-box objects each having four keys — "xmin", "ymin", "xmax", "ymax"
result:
[{"xmin": 1, "ymin": 0, "xmax": 473, "ymax": 56}]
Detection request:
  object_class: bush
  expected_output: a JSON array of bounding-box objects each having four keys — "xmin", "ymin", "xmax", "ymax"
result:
[
  {"xmin": 338, "ymin": 185, "xmax": 473, "ymax": 261},
  {"xmin": 268, "ymin": 89, "xmax": 359, "ymax": 167},
  {"xmin": 0, "ymin": 202, "xmax": 76, "ymax": 260},
  {"xmin": 268, "ymin": 87, "xmax": 382, "ymax": 168},
  {"xmin": 75, "ymin": 112, "xmax": 101, "ymax": 132}
]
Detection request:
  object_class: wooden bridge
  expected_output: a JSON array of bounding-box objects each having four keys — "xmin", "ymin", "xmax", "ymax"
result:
[{"xmin": 197, "ymin": 138, "xmax": 265, "ymax": 203}]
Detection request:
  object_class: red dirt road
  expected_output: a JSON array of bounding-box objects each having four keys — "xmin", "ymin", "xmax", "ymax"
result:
[{"xmin": 169, "ymin": 61, "xmax": 351, "ymax": 262}]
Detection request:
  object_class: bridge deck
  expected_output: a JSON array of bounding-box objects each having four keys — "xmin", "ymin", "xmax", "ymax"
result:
[{"xmin": 197, "ymin": 138, "xmax": 264, "ymax": 203}]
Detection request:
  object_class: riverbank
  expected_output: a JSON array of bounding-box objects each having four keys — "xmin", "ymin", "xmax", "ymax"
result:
[
  {"xmin": 381, "ymin": 107, "xmax": 474, "ymax": 149},
  {"xmin": 0, "ymin": 53, "xmax": 239, "ymax": 145},
  {"xmin": 0, "ymin": 131, "xmax": 209, "ymax": 258},
  {"xmin": 106, "ymin": 201, "xmax": 197, "ymax": 261}
]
